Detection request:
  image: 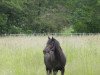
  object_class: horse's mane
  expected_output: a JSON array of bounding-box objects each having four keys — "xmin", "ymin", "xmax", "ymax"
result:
[
  {"xmin": 54, "ymin": 38, "xmax": 62, "ymax": 50},
  {"xmin": 53, "ymin": 38, "xmax": 63, "ymax": 59}
]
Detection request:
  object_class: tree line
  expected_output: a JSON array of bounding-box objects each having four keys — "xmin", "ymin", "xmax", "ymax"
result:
[{"xmin": 0, "ymin": 0, "xmax": 100, "ymax": 34}]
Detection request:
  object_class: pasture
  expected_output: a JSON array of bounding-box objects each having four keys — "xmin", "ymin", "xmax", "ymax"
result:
[{"xmin": 0, "ymin": 34, "xmax": 100, "ymax": 75}]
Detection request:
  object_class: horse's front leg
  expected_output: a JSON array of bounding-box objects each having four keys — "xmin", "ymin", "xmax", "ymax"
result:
[
  {"xmin": 46, "ymin": 69, "xmax": 52, "ymax": 75},
  {"xmin": 53, "ymin": 70, "xmax": 58, "ymax": 75},
  {"xmin": 61, "ymin": 68, "xmax": 65, "ymax": 75}
]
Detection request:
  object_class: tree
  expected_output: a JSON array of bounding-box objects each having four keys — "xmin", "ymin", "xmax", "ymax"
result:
[{"xmin": 67, "ymin": 0, "xmax": 100, "ymax": 33}]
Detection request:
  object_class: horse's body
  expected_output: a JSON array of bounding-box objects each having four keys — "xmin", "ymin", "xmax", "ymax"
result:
[{"xmin": 43, "ymin": 37, "xmax": 66, "ymax": 75}]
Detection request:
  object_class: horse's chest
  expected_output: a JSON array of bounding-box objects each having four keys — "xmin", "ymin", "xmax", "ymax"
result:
[{"xmin": 52, "ymin": 61, "xmax": 62, "ymax": 70}]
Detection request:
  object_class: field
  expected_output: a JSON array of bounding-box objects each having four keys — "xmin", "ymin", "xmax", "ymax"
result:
[{"xmin": 0, "ymin": 34, "xmax": 100, "ymax": 75}]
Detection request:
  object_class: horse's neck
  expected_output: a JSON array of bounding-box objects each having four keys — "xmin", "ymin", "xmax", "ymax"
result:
[
  {"xmin": 56, "ymin": 45, "xmax": 62, "ymax": 53},
  {"xmin": 55, "ymin": 45, "xmax": 63, "ymax": 58}
]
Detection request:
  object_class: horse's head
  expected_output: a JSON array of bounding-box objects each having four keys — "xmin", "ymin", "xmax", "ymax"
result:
[{"xmin": 43, "ymin": 37, "xmax": 55, "ymax": 54}]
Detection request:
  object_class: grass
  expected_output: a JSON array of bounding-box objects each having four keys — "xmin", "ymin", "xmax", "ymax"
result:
[{"xmin": 0, "ymin": 35, "xmax": 100, "ymax": 75}]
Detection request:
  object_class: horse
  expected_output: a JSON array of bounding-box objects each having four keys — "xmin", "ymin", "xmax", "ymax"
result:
[{"xmin": 43, "ymin": 37, "xmax": 66, "ymax": 75}]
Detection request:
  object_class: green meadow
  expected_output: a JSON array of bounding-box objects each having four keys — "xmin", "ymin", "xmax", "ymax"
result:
[{"xmin": 0, "ymin": 35, "xmax": 100, "ymax": 75}]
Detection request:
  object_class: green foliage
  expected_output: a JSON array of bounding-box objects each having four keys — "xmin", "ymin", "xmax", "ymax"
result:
[
  {"xmin": 0, "ymin": 0, "xmax": 100, "ymax": 34},
  {"xmin": 61, "ymin": 26, "xmax": 74, "ymax": 34},
  {"xmin": 67, "ymin": 0, "xmax": 100, "ymax": 33},
  {"xmin": 0, "ymin": 13, "xmax": 8, "ymax": 34}
]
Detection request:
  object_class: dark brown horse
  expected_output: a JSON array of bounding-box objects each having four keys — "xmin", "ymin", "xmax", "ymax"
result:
[{"xmin": 43, "ymin": 37, "xmax": 66, "ymax": 75}]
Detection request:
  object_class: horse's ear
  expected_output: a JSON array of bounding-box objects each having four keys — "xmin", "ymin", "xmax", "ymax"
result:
[{"xmin": 48, "ymin": 36, "xmax": 50, "ymax": 39}]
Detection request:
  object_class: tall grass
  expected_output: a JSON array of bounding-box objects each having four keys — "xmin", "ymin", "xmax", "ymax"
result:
[{"xmin": 0, "ymin": 35, "xmax": 100, "ymax": 75}]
